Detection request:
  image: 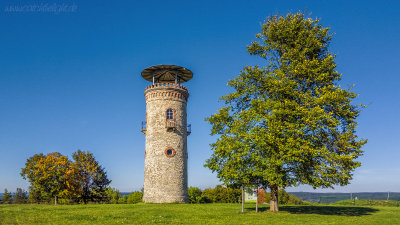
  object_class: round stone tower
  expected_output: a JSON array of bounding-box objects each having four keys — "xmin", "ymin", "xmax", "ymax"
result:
[{"xmin": 141, "ymin": 65, "xmax": 192, "ymax": 203}]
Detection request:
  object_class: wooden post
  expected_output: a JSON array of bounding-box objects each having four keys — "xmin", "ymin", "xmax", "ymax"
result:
[
  {"xmin": 256, "ymin": 187, "xmax": 258, "ymax": 213},
  {"xmin": 241, "ymin": 186, "xmax": 244, "ymax": 213}
]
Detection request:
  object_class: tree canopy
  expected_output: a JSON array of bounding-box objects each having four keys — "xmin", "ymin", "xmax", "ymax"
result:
[
  {"xmin": 205, "ymin": 12, "xmax": 367, "ymax": 212},
  {"xmin": 72, "ymin": 150, "xmax": 111, "ymax": 204},
  {"xmin": 21, "ymin": 150, "xmax": 111, "ymax": 204},
  {"xmin": 20, "ymin": 152, "xmax": 73, "ymax": 204}
]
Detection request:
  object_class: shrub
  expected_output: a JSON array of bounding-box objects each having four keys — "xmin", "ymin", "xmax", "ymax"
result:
[
  {"xmin": 118, "ymin": 195, "xmax": 128, "ymax": 204},
  {"xmin": 188, "ymin": 187, "xmax": 202, "ymax": 203},
  {"xmin": 127, "ymin": 191, "xmax": 143, "ymax": 204},
  {"xmin": 105, "ymin": 187, "xmax": 121, "ymax": 204},
  {"xmin": 258, "ymin": 189, "xmax": 309, "ymax": 205},
  {"xmin": 201, "ymin": 185, "xmax": 240, "ymax": 203}
]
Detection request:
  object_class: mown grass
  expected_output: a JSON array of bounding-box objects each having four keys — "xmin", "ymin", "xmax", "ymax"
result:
[
  {"xmin": 336, "ymin": 199, "xmax": 400, "ymax": 207},
  {"xmin": 1, "ymin": 203, "xmax": 400, "ymax": 224}
]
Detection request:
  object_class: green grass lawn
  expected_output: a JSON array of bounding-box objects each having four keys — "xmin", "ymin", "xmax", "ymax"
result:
[
  {"xmin": 1, "ymin": 203, "xmax": 400, "ymax": 225},
  {"xmin": 336, "ymin": 199, "xmax": 400, "ymax": 207}
]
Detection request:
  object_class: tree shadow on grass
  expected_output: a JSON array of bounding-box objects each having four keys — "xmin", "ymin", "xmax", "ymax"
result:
[
  {"xmin": 280, "ymin": 206, "xmax": 379, "ymax": 216},
  {"xmin": 249, "ymin": 205, "xmax": 379, "ymax": 216}
]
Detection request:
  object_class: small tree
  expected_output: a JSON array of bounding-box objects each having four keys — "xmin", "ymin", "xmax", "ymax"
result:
[
  {"xmin": 14, "ymin": 188, "xmax": 28, "ymax": 204},
  {"xmin": 2, "ymin": 189, "xmax": 13, "ymax": 204},
  {"xmin": 205, "ymin": 11, "xmax": 367, "ymax": 212},
  {"xmin": 200, "ymin": 185, "xmax": 241, "ymax": 203},
  {"xmin": 105, "ymin": 187, "xmax": 121, "ymax": 204},
  {"xmin": 257, "ymin": 189, "xmax": 268, "ymax": 204}
]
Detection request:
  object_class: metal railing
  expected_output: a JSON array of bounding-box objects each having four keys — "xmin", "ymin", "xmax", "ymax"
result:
[
  {"xmin": 142, "ymin": 121, "xmax": 191, "ymax": 135},
  {"xmin": 166, "ymin": 120, "xmax": 176, "ymax": 129},
  {"xmin": 141, "ymin": 121, "xmax": 146, "ymax": 134}
]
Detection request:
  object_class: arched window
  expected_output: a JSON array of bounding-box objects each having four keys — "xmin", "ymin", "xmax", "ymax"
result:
[{"xmin": 166, "ymin": 108, "xmax": 174, "ymax": 120}]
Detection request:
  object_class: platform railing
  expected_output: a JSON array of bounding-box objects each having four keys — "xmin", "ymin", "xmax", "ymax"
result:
[
  {"xmin": 141, "ymin": 121, "xmax": 146, "ymax": 134},
  {"xmin": 187, "ymin": 124, "xmax": 191, "ymax": 135},
  {"xmin": 145, "ymin": 83, "xmax": 188, "ymax": 91}
]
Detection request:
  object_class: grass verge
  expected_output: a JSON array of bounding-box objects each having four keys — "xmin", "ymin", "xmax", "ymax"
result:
[{"xmin": 1, "ymin": 203, "xmax": 400, "ymax": 224}]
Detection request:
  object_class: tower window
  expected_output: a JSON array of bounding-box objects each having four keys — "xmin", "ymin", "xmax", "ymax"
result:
[
  {"xmin": 166, "ymin": 108, "xmax": 174, "ymax": 120},
  {"xmin": 165, "ymin": 147, "xmax": 176, "ymax": 157}
]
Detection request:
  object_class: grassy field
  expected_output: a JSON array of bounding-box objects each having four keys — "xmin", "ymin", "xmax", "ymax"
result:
[
  {"xmin": 1, "ymin": 203, "xmax": 400, "ymax": 224},
  {"xmin": 291, "ymin": 192, "xmax": 400, "ymax": 204},
  {"xmin": 335, "ymin": 199, "xmax": 400, "ymax": 207}
]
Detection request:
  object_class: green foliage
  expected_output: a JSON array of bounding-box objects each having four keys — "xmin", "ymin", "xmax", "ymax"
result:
[
  {"xmin": 27, "ymin": 185, "xmax": 50, "ymax": 204},
  {"xmin": 127, "ymin": 192, "xmax": 143, "ymax": 204},
  {"xmin": 71, "ymin": 150, "xmax": 111, "ymax": 204},
  {"xmin": 2, "ymin": 189, "xmax": 13, "ymax": 204},
  {"xmin": 188, "ymin": 187, "xmax": 203, "ymax": 203},
  {"xmin": 102, "ymin": 190, "xmax": 142, "ymax": 204},
  {"xmin": 201, "ymin": 185, "xmax": 241, "ymax": 203},
  {"xmin": 205, "ymin": 11, "xmax": 367, "ymax": 211},
  {"xmin": 118, "ymin": 195, "xmax": 128, "ymax": 204},
  {"xmin": 13, "ymin": 188, "xmax": 28, "ymax": 204},
  {"xmin": 105, "ymin": 187, "xmax": 121, "ymax": 204}
]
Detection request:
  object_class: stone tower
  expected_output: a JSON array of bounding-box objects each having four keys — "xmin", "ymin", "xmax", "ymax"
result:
[{"xmin": 141, "ymin": 65, "xmax": 192, "ymax": 203}]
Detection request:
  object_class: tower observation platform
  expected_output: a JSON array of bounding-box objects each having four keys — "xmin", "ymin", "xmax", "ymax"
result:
[{"xmin": 141, "ymin": 64, "xmax": 193, "ymax": 84}]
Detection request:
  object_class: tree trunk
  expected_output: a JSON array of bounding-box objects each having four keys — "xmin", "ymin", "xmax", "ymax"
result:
[
  {"xmin": 270, "ymin": 185, "xmax": 279, "ymax": 212},
  {"xmin": 256, "ymin": 187, "xmax": 258, "ymax": 213},
  {"xmin": 241, "ymin": 186, "xmax": 244, "ymax": 213},
  {"xmin": 54, "ymin": 196, "xmax": 58, "ymax": 205}
]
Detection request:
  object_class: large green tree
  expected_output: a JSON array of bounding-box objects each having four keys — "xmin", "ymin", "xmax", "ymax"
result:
[
  {"xmin": 72, "ymin": 150, "xmax": 111, "ymax": 204},
  {"xmin": 205, "ymin": 12, "xmax": 367, "ymax": 212}
]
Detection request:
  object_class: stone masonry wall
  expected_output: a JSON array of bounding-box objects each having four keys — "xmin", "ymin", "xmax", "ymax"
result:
[{"xmin": 143, "ymin": 83, "xmax": 189, "ymax": 203}]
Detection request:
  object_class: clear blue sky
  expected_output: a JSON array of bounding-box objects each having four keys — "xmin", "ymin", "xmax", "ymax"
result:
[{"xmin": 0, "ymin": 0, "xmax": 399, "ymax": 193}]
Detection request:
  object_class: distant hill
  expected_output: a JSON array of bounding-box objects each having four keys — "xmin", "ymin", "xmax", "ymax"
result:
[{"xmin": 290, "ymin": 192, "xmax": 400, "ymax": 203}]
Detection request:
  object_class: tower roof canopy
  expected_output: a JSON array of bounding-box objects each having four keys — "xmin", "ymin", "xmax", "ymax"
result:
[{"xmin": 141, "ymin": 65, "xmax": 193, "ymax": 83}]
